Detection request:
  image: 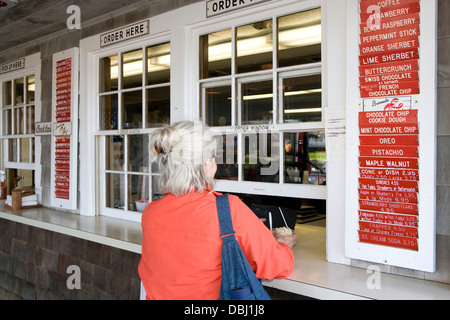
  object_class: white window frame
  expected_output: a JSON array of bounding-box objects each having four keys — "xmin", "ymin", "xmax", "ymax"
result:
[
  {"xmin": 80, "ymin": 31, "xmax": 172, "ymax": 221},
  {"xmin": 0, "ymin": 53, "xmax": 42, "ymax": 203},
  {"xmin": 191, "ymin": 1, "xmax": 326, "ymax": 199}
]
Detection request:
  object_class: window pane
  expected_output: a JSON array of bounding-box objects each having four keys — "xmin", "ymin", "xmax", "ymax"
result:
[
  {"xmin": 2, "ymin": 109, "xmax": 11, "ymax": 135},
  {"xmin": 278, "ymin": 8, "xmax": 322, "ymax": 68},
  {"xmin": 122, "ymin": 49, "xmax": 143, "ymax": 89},
  {"xmin": 20, "ymin": 138, "xmax": 31, "ymax": 163},
  {"xmin": 123, "ymin": 90, "xmax": 143, "ymax": 129},
  {"xmin": 282, "ymin": 75, "xmax": 322, "ymax": 123},
  {"xmin": 26, "ymin": 76, "xmax": 35, "ymax": 104},
  {"xmin": 106, "ymin": 136, "xmax": 124, "ymax": 171},
  {"xmin": 14, "ymin": 107, "xmax": 24, "ymax": 135},
  {"xmin": 105, "ymin": 173, "xmax": 125, "ymax": 209},
  {"xmin": 243, "ymin": 132, "xmax": 279, "ymax": 183},
  {"xmin": 8, "ymin": 139, "xmax": 17, "ymax": 162},
  {"xmin": 205, "ymin": 85, "xmax": 232, "ymax": 127},
  {"xmin": 3, "ymin": 81, "xmax": 12, "ymax": 106},
  {"xmin": 147, "ymin": 42, "xmax": 171, "ymax": 85},
  {"xmin": 14, "ymin": 78, "xmax": 24, "ymax": 105},
  {"xmin": 237, "ymin": 20, "xmax": 273, "ymax": 74},
  {"xmin": 215, "ymin": 134, "xmax": 238, "ymax": 181},
  {"xmin": 146, "ymin": 86, "xmax": 170, "ymax": 127},
  {"xmin": 129, "ymin": 174, "xmax": 150, "ymax": 211},
  {"xmin": 200, "ymin": 29, "xmax": 232, "ymax": 79},
  {"xmin": 241, "ymin": 80, "xmax": 272, "ymax": 125},
  {"xmin": 99, "ymin": 55, "xmax": 119, "ymax": 92},
  {"xmin": 100, "ymin": 95, "xmax": 118, "ymax": 130},
  {"xmin": 128, "ymin": 135, "xmax": 149, "ymax": 173},
  {"xmin": 26, "ymin": 106, "xmax": 35, "ymax": 134},
  {"xmin": 284, "ymin": 132, "xmax": 325, "ymax": 184}
]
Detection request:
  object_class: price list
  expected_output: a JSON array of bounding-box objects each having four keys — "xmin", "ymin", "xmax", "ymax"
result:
[
  {"xmin": 357, "ymin": 0, "xmax": 421, "ymax": 251},
  {"xmin": 54, "ymin": 58, "xmax": 72, "ymax": 200},
  {"xmin": 359, "ymin": 0, "xmax": 421, "ymax": 98}
]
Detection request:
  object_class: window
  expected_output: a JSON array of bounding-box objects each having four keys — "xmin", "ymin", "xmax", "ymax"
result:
[
  {"xmin": 98, "ymin": 42, "xmax": 170, "ymax": 220},
  {"xmin": 199, "ymin": 8, "xmax": 325, "ymax": 195},
  {"xmin": 1, "ymin": 74, "xmax": 36, "ymax": 196}
]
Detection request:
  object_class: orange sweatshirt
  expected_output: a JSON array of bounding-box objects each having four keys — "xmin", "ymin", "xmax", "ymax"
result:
[{"xmin": 138, "ymin": 190, "xmax": 294, "ymax": 300}]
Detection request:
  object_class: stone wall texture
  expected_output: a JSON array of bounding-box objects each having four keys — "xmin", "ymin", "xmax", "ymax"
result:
[{"xmin": 0, "ymin": 219, "xmax": 141, "ymax": 300}]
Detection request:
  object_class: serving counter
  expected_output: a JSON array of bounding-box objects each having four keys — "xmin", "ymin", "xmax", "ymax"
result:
[{"xmin": 1, "ymin": 204, "xmax": 449, "ymax": 300}]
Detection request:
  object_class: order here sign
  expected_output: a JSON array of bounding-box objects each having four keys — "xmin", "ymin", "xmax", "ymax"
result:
[{"xmin": 206, "ymin": 0, "xmax": 270, "ymax": 17}]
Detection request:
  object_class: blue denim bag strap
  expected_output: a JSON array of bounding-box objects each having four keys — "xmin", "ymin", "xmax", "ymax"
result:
[
  {"xmin": 216, "ymin": 194, "xmax": 271, "ymax": 300},
  {"xmin": 216, "ymin": 194, "xmax": 235, "ymax": 239}
]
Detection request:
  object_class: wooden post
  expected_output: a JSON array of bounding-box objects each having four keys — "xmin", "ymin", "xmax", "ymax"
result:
[{"xmin": 11, "ymin": 189, "xmax": 22, "ymax": 211}]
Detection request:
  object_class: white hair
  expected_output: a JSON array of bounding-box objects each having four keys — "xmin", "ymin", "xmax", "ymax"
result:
[{"xmin": 149, "ymin": 121, "xmax": 217, "ymax": 196}]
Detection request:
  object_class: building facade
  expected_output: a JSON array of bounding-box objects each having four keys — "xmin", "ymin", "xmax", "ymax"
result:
[{"xmin": 0, "ymin": 0, "xmax": 449, "ymax": 300}]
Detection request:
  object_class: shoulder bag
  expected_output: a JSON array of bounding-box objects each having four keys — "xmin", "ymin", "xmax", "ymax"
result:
[{"xmin": 216, "ymin": 194, "xmax": 271, "ymax": 300}]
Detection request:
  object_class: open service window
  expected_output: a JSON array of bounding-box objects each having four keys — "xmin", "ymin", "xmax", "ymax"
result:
[
  {"xmin": 197, "ymin": 6, "xmax": 326, "ymax": 216},
  {"xmin": 0, "ymin": 53, "xmax": 41, "ymax": 205},
  {"xmin": 96, "ymin": 41, "xmax": 170, "ymax": 221}
]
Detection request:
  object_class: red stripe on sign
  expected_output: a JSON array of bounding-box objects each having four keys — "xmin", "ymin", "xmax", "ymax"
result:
[
  {"xmin": 359, "ymin": 210, "xmax": 418, "ymax": 227},
  {"xmin": 360, "ymin": 11, "xmax": 420, "ymax": 36},
  {"xmin": 359, "ymin": 178, "xmax": 418, "ymax": 192},
  {"xmin": 359, "ymin": 199, "xmax": 419, "ymax": 215},
  {"xmin": 360, "ymin": 1, "xmax": 420, "ymax": 24},
  {"xmin": 359, "ymin": 157, "xmax": 419, "ymax": 169},
  {"xmin": 360, "ymin": 35, "xmax": 419, "ymax": 55},
  {"xmin": 358, "ymin": 230, "xmax": 418, "ymax": 250},
  {"xmin": 359, "ymin": 145, "xmax": 418, "ymax": 157},
  {"xmin": 360, "ymin": 134, "xmax": 418, "ymax": 146},
  {"xmin": 359, "ymin": 109, "xmax": 418, "ymax": 125},
  {"xmin": 359, "ymin": 221, "xmax": 418, "ymax": 238},
  {"xmin": 359, "ymin": 123, "xmax": 419, "ymax": 135},
  {"xmin": 359, "ymin": 59, "xmax": 419, "ymax": 77},
  {"xmin": 359, "ymin": 168, "xmax": 419, "ymax": 181},
  {"xmin": 360, "ymin": 80, "xmax": 420, "ymax": 98},
  {"xmin": 358, "ymin": 188, "xmax": 418, "ymax": 204}
]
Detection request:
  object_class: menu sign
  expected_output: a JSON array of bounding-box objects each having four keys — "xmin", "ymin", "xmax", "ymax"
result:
[
  {"xmin": 357, "ymin": 0, "xmax": 421, "ymax": 251},
  {"xmin": 54, "ymin": 58, "xmax": 72, "ymax": 200},
  {"xmin": 359, "ymin": 0, "xmax": 420, "ymax": 99}
]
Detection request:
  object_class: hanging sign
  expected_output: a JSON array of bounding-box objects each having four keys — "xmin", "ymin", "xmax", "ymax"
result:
[
  {"xmin": 51, "ymin": 48, "xmax": 79, "ymax": 210},
  {"xmin": 100, "ymin": 21, "xmax": 149, "ymax": 47},
  {"xmin": 0, "ymin": 58, "xmax": 25, "ymax": 74}
]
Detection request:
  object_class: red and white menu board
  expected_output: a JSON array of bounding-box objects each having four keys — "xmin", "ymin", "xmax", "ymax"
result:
[
  {"xmin": 51, "ymin": 48, "xmax": 79, "ymax": 210},
  {"xmin": 345, "ymin": 0, "xmax": 437, "ymax": 272}
]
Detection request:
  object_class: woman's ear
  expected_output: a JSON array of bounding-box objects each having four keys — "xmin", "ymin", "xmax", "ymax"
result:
[{"xmin": 205, "ymin": 157, "xmax": 217, "ymax": 179}]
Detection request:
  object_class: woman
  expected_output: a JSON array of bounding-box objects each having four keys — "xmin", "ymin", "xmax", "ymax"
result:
[{"xmin": 138, "ymin": 121, "xmax": 297, "ymax": 300}]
